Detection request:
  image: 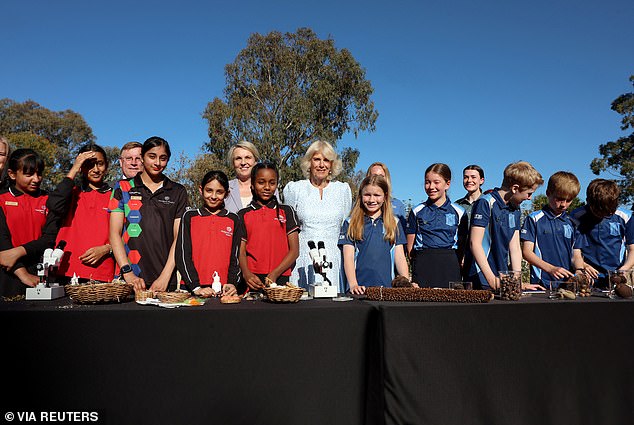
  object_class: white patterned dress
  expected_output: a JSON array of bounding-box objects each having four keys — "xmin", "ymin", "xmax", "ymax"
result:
[{"xmin": 283, "ymin": 179, "xmax": 352, "ymax": 293}]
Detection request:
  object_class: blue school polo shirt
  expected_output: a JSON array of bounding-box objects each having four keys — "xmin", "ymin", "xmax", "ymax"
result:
[
  {"xmin": 467, "ymin": 189, "xmax": 521, "ymax": 288},
  {"xmin": 406, "ymin": 198, "xmax": 465, "ymax": 250},
  {"xmin": 570, "ymin": 206, "xmax": 634, "ymax": 273},
  {"xmin": 338, "ymin": 215, "xmax": 406, "ymax": 288},
  {"xmin": 521, "ymin": 206, "xmax": 580, "ymax": 283}
]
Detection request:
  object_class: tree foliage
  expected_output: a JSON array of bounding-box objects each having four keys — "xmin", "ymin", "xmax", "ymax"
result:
[
  {"xmin": 202, "ymin": 28, "xmax": 378, "ymax": 188},
  {"xmin": 0, "ymin": 99, "xmax": 96, "ymax": 188},
  {"xmin": 166, "ymin": 151, "xmax": 226, "ymax": 207},
  {"xmin": 590, "ymin": 75, "xmax": 634, "ymax": 206}
]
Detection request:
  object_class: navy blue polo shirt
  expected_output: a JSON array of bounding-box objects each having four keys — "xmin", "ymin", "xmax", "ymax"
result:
[
  {"xmin": 338, "ymin": 215, "xmax": 406, "ymax": 288},
  {"xmin": 467, "ymin": 189, "xmax": 521, "ymax": 288},
  {"xmin": 406, "ymin": 198, "xmax": 465, "ymax": 250},
  {"xmin": 521, "ymin": 206, "xmax": 580, "ymax": 283},
  {"xmin": 571, "ymin": 206, "xmax": 634, "ymax": 273}
]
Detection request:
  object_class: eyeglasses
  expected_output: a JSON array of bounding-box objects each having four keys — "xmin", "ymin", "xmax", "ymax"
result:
[{"xmin": 121, "ymin": 157, "xmax": 141, "ymax": 164}]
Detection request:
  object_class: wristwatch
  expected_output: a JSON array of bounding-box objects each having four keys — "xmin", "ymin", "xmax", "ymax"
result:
[{"xmin": 120, "ymin": 264, "xmax": 133, "ymax": 274}]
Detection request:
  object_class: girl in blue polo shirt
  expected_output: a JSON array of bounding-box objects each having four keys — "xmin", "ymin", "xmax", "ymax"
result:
[
  {"xmin": 238, "ymin": 162, "xmax": 300, "ymax": 290},
  {"xmin": 339, "ymin": 175, "xmax": 409, "ymax": 294},
  {"xmin": 406, "ymin": 163, "xmax": 467, "ymax": 288}
]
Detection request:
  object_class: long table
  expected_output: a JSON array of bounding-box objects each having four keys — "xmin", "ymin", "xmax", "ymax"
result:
[
  {"xmin": 2, "ymin": 294, "xmax": 633, "ymax": 425},
  {"xmin": 372, "ymin": 295, "xmax": 634, "ymax": 425},
  {"xmin": 2, "ymin": 298, "xmax": 379, "ymax": 425}
]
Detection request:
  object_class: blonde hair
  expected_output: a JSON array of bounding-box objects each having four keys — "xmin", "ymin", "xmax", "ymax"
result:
[
  {"xmin": 347, "ymin": 175, "xmax": 398, "ymax": 244},
  {"xmin": 546, "ymin": 171, "xmax": 580, "ymax": 200},
  {"xmin": 502, "ymin": 161, "xmax": 543, "ymax": 190},
  {"xmin": 227, "ymin": 140, "xmax": 260, "ymax": 167},
  {"xmin": 365, "ymin": 162, "xmax": 392, "ymax": 186},
  {"xmin": 300, "ymin": 140, "xmax": 342, "ymax": 180}
]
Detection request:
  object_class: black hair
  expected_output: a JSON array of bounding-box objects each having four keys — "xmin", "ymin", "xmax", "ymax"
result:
[
  {"xmin": 463, "ymin": 164, "xmax": 485, "ymax": 179},
  {"xmin": 142, "ymin": 136, "xmax": 171, "ymax": 159},
  {"xmin": 250, "ymin": 162, "xmax": 282, "ymax": 225},
  {"xmin": 8, "ymin": 148, "xmax": 45, "ymax": 178},
  {"xmin": 200, "ymin": 170, "xmax": 230, "ymax": 192}
]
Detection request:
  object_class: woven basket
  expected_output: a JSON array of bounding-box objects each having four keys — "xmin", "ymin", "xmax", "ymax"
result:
[
  {"xmin": 66, "ymin": 282, "xmax": 133, "ymax": 304},
  {"xmin": 135, "ymin": 289, "xmax": 155, "ymax": 302},
  {"xmin": 366, "ymin": 287, "xmax": 493, "ymax": 303},
  {"xmin": 157, "ymin": 290, "xmax": 190, "ymax": 304},
  {"xmin": 263, "ymin": 286, "xmax": 304, "ymax": 303}
]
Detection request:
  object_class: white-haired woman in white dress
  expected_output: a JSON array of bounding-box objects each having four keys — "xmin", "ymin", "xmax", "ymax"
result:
[{"xmin": 283, "ymin": 141, "xmax": 352, "ymax": 293}]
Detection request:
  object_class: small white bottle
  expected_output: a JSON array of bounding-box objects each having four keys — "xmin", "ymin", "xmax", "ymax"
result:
[{"xmin": 211, "ymin": 271, "xmax": 222, "ymax": 294}]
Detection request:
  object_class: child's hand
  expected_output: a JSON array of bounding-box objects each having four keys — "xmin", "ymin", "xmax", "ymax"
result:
[
  {"xmin": 265, "ymin": 273, "xmax": 280, "ymax": 286},
  {"xmin": 583, "ymin": 265, "xmax": 599, "ymax": 280},
  {"xmin": 486, "ymin": 273, "xmax": 499, "ymax": 290},
  {"xmin": 547, "ymin": 265, "xmax": 574, "ymax": 280},
  {"xmin": 0, "ymin": 247, "xmax": 24, "ymax": 270},
  {"xmin": 149, "ymin": 276, "xmax": 169, "ymax": 293},
  {"xmin": 126, "ymin": 274, "xmax": 146, "ymax": 292},
  {"xmin": 195, "ymin": 287, "xmax": 216, "ymax": 298},
  {"xmin": 222, "ymin": 284, "xmax": 237, "ymax": 296},
  {"xmin": 67, "ymin": 151, "xmax": 97, "ymax": 179},
  {"xmin": 349, "ymin": 284, "xmax": 366, "ymax": 295},
  {"xmin": 244, "ymin": 272, "xmax": 264, "ymax": 290},
  {"xmin": 19, "ymin": 272, "xmax": 39, "ymax": 288},
  {"xmin": 522, "ymin": 282, "xmax": 546, "ymax": 291},
  {"xmin": 78, "ymin": 245, "xmax": 110, "ymax": 265}
]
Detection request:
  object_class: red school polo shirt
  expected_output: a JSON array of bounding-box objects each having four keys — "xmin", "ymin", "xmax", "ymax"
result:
[
  {"xmin": 176, "ymin": 207, "xmax": 242, "ymax": 290},
  {"xmin": 55, "ymin": 180, "xmax": 115, "ymax": 282},
  {"xmin": 238, "ymin": 199, "xmax": 299, "ymax": 276},
  {"xmin": 0, "ymin": 186, "xmax": 48, "ymax": 248}
]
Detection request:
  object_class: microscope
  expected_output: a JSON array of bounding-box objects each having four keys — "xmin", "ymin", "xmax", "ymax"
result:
[
  {"xmin": 26, "ymin": 241, "xmax": 67, "ymax": 300},
  {"xmin": 307, "ymin": 240, "xmax": 338, "ymax": 298}
]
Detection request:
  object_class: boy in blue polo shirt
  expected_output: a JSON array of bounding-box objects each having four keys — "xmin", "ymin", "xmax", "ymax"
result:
[
  {"xmin": 570, "ymin": 179, "xmax": 634, "ymax": 286},
  {"xmin": 521, "ymin": 171, "xmax": 585, "ymax": 284},
  {"xmin": 466, "ymin": 161, "xmax": 544, "ymax": 290}
]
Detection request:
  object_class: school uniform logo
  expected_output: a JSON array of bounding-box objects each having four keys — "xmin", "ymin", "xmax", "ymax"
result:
[
  {"xmin": 445, "ymin": 214, "xmax": 456, "ymax": 226},
  {"xmin": 563, "ymin": 224, "xmax": 572, "ymax": 239},
  {"xmin": 221, "ymin": 226, "xmax": 233, "ymax": 237},
  {"xmin": 508, "ymin": 215, "xmax": 516, "ymax": 229},
  {"xmin": 609, "ymin": 222, "xmax": 620, "ymax": 236},
  {"xmin": 275, "ymin": 214, "xmax": 287, "ymax": 224},
  {"xmin": 35, "ymin": 206, "xmax": 47, "ymax": 215},
  {"xmin": 157, "ymin": 195, "xmax": 175, "ymax": 205}
]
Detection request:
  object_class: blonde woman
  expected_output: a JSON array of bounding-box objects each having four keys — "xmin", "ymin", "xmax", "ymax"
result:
[{"xmin": 283, "ymin": 141, "xmax": 352, "ymax": 293}]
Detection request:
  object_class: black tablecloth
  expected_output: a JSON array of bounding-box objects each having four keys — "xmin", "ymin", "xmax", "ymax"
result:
[
  {"xmin": 2, "ymin": 297, "xmax": 378, "ymax": 425},
  {"xmin": 2, "ymin": 294, "xmax": 633, "ymax": 425},
  {"xmin": 372, "ymin": 295, "xmax": 634, "ymax": 425}
]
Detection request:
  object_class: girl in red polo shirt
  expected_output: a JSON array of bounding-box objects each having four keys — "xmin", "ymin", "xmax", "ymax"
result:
[
  {"xmin": 52, "ymin": 144, "xmax": 115, "ymax": 283},
  {"xmin": 0, "ymin": 149, "xmax": 55, "ymax": 296},
  {"xmin": 176, "ymin": 170, "xmax": 240, "ymax": 297},
  {"xmin": 238, "ymin": 162, "xmax": 300, "ymax": 290}
]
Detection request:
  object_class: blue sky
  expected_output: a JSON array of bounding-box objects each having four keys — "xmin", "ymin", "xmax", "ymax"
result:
[{"xmin": 2, "ymin": 0, "xmax": 633, "ymax": 206}]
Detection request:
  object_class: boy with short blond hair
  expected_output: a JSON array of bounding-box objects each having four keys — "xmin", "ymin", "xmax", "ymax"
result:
[
  {"xmin": 521, "ymin": 171, "xmax": 584, "ymax": 284},
  {"xmin": 466, "ymin": 161, "xmax": 544, "ymax": 290},
  {"xmin": 571, "ymin": 179, "xmax": 634, "ymax": 285}
]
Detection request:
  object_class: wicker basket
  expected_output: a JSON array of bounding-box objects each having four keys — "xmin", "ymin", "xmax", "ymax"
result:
[
  {"xmin": 65, "ymin": 282, "xmax": 134, "ymax": 304},
  {"xmin": 135, "ymin": 289, "xmax": 155, "ymax": 302},
  {"xmin": 157, "ymin": 290, "xmax": 190, "ymax": 304},
  {"xmin": 263, "ymin": 286, "xmax": 304, "ymax": 303}
]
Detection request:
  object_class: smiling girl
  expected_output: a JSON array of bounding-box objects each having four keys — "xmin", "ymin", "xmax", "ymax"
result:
[
  {"xmin": 109, "ymin": 136, "xmax": 189, "ymax": 293},
  {"xmin": 238, "ymin": 162, "xmax": 299, "ymax": 290},
  {"xmin": 176, "ymin": 170, "xmax": 240, "ymax": 297},
  {"xmin": 406, "ymin": 163, "xmax": 468, "ymax": 288},
  {"xmin": 339, "ymin": 175, "xmax": 410, "ymax": 294},
  {"xmin": 0, "ymin": 149, "xmax": 59, "ymax": 296},
  {"xmin": 49, "ymin": 144, "xmax": 115, "ymax": 282}
]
